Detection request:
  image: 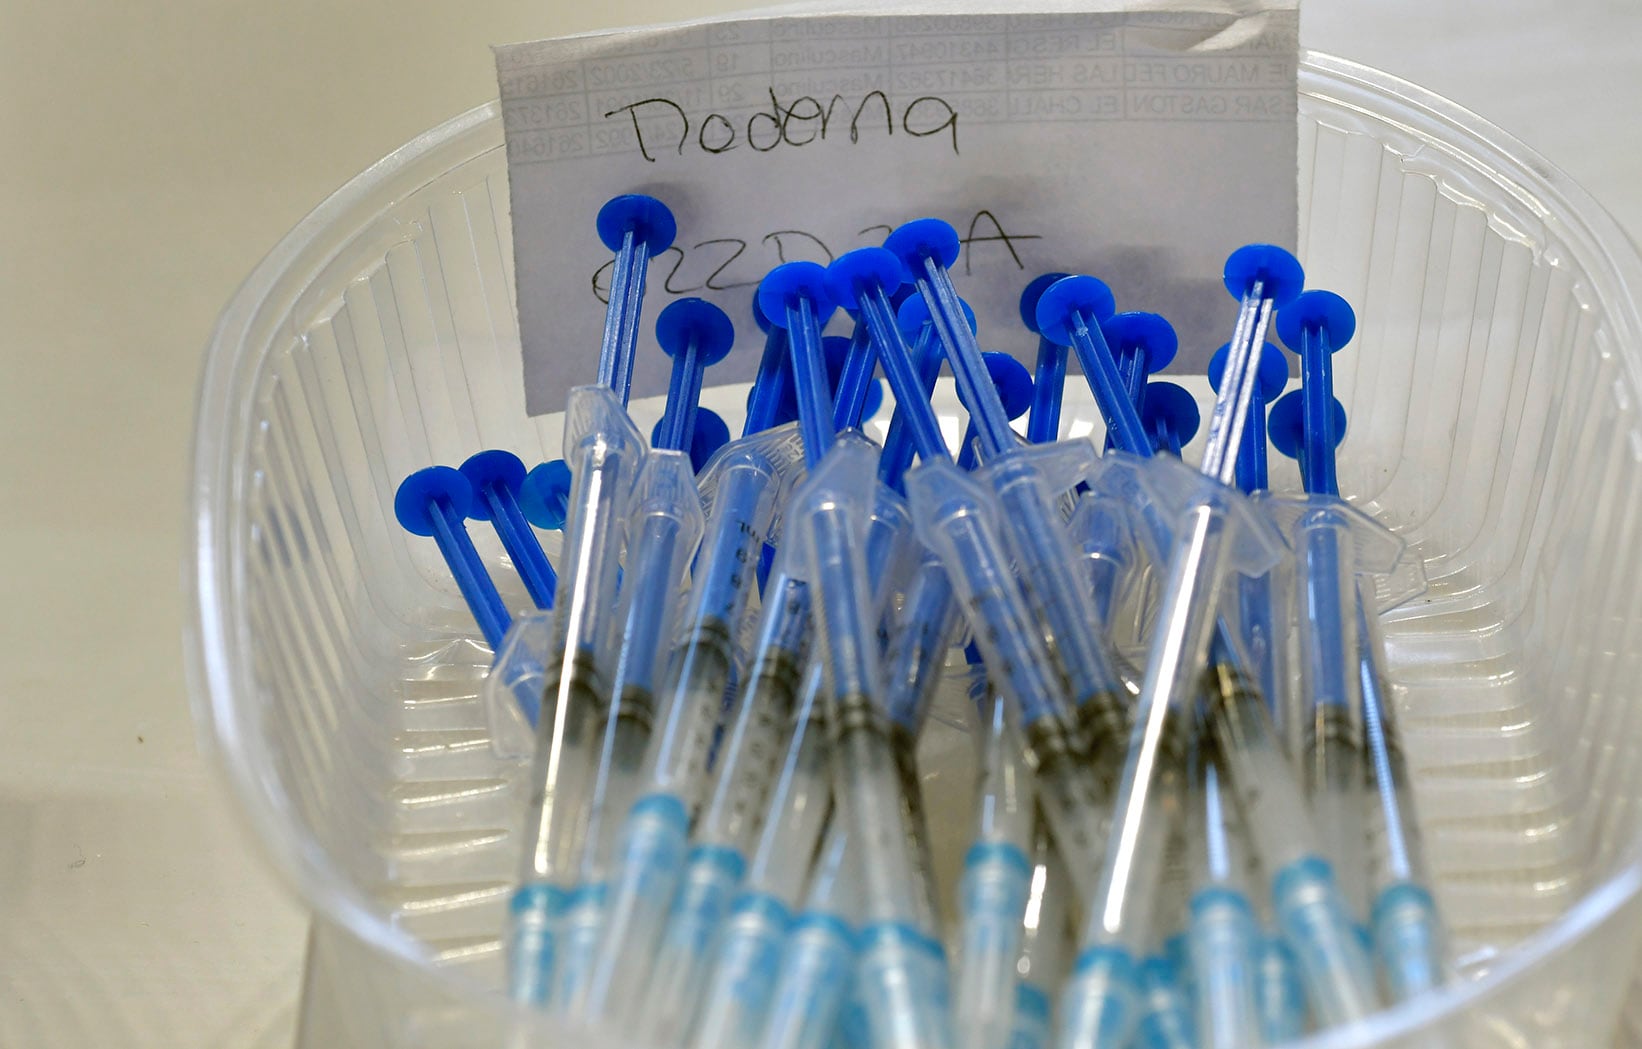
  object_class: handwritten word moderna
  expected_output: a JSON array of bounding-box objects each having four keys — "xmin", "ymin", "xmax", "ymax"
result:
[{"xmin": 603, "ymin": 88, "xmax": 961, "ymax": 161}]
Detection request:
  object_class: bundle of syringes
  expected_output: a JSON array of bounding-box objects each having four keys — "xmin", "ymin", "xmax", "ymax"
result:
[{"xmin": 393, "ymin": 194, "xmax": 1446, "ymax": 1049}]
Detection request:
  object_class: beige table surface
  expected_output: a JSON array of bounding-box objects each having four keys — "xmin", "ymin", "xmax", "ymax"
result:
[{"xmin": 2, "ymin": 1, "xmax": 1639, "ymax": 1045}]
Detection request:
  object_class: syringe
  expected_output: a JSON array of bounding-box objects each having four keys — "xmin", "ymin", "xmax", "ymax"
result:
[
  {"xmin": 765, "ymin": 258, "xmax": 955, "ymax": 1049},
  {"xmin": 575, "ymin": 452, "xmax": 812, "ymax": 1021},
  {"xmin": 886, "ymin": 222, "xmax": 1134, "ymax": 744},
  {"xmin": 826, "ymin": 247, "xmax": 1109, "ymax": 896},
  {"xmin": 757, "ymin": 823, "xmax": 861, "ymax": 1049},
  {"xmin": 954, "ymin": 647, "xmax": 1039, "ymax": 1049},
  {"xmin": 1256, "ymin": 295, "xmax": 1392, "ymax": 930},
  {"xmin": 394, "ymin": 465, "xmax": 549, "ymax": 731},
  {"xmin": 1011, "ymin": 828, "xmax": 1072, "ymax": 1049},
  {"xmin": 1134, "ymin": 825, "xmax": 1196, "ymax": 1049},
  {"xmin": 641, "ymin": 462, "xmax": 911, "ymax": 1043},
  {"xmin": 507, "ymin": 194, "xmax": 674, "ymax": 1005},
  {"xmin": 688, "ymin": 660, "xmax": 834, "ymax": 1049},
  {"xmin": 685, "ymin": 321, "xmax": 912, "ymax": 1047},
  {"xmin": 1046, "ymin": 247, "xmax": 1302, "ymax": 1049},
  {"xmin": 1186, "ymin": 744, "xmax": 1264, "ymax": 1049},
  {"xmin": 1180, "ymin": 280, "xmax": 1382, "ymax": 1029},
  {"xmin": 1206, "ymin": 343, "xmax": 1294, "ymax": 760},
  {"xmin": 579, "ymin": 259, "xmax": 842, "ymax": 1026},
  {"xmin": 545, "ymin": 316, "xmax": 729, "ymax": 1012},
  {"xmin": 554, "ymin": 428, "xmax": 803, "ymax": 1011},
  {"xmin": 1270, "ymin": 291, "xmax": 1446, "ymax": 1002},
  {"xmin": 886, "ymin": 351, "xmax": 1033, "ymax": 950}
]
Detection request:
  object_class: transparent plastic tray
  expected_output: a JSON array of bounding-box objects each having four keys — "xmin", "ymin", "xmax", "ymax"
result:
[{"xmin": 187, "ymin": 53, "xmax": 1642, "ymax": 1049}]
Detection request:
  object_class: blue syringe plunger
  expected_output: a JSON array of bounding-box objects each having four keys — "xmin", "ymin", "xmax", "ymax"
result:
[
  {"xmin": 757, "ymin": 261, "xmax": 840, "ymax": 330},
  {"xmin": 1268, "ymin": 391, "xmax": 1347, "ymax": 461},
  {"xmin": 519, "ymin": 459, "xmax": 573, "ymax": 531},
  {"xmin": 1140, "ymin": 382, "xmax": 1202, "ymax": 456},
  {"xmin": 395, "ymin": 465, "xmax": 473, "ymax": 534},
  {"xmin": 981, "ymin": 352, "xmax": 1035, "ymax": 420},
  {"xmin": 1019, "ymin": 272, "xmax": 1070, "ymax": 333},
  {"xmin": 1276, "ymin": 289, "xmax": 1358, "ymax": 354},
  {"xmin": 1034, "ymin": 275, "xmax": 1118, "ymax": 347},
  {"xmin": 657, "ymin": 296, "xmax": 736, "ymax": 366},
  {"xmin": 884, "ymin": 216, "xmax": 963, "ymax": 273},
  {"xmin": 898, "ymin": 283, "xmax": 977, "ymax": 338},
  {"xmin": 653, "ymin": 406, "xmax": 735, "ymax": 473},
  {"xmin": 826, "ymin": 245, "xmax": 910, "ymax": 310},
  {"xmin": 459, "ymin": 449, "xmax": 559, "ymax": 610},
  {"xmin": 1103, "ymin": 311, "xmax": 1179, "ymax": 376},
  {"xmin": 1208, "ymin": 342, "xmax": 1289, "ymax": 403},
  {"xmin": 595, "ymin": 194, "xmax": 677, "ymax": 257},
  {"xmin": 1222, "ymin": 244, "xmax": 1306, "ymax": 306},
  {"xmin": 456, "ymin": 450, "xmax": 528, "ymax": 521}
]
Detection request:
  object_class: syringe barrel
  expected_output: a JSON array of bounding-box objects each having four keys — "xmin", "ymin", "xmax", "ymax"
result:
[
  {"xmin": 906, "ymin": 460, "xmax": 1077, "ymax": 730},
  {"xmin": 1017, "ymin": 827, "xmax": 1071, "ymax": 991},
  {"xmin": 1085, "ymin": 711, "xmax": 1189, "ymax": 951},
  {"xmin": 801, "ymin": 501, "xmax": 882, "ymax": 715},
  {"xmin": 971, "ymin": 685, "xmax": 1037, "ymax": 855},
  {"xmin": 856, "ymin": 922, "xmax": 957, "ymax": 1049},
  {"xmin": 864, "ymin": 488, "xmax": 917, "ymax": 621},
  {"xmin": 1023, "ymin": 716, "xmax": 1108, "ymax": 904},
  {"xmin": 1134, "ymin": 955, "xmax": 1196, "ymax": 1049},
  {"xmin": 505, "ymin": 882, "xmax": 570, "ymax": 1005},
  {"xmin": 1272, "ymin": 855, "xmax": 1381, "ymax": 1025},
  {"xmin": 954, "ymin": 840, "xmax": 1034, "ymax": 1049},
  {"xmin": 760, "ymin": 912, "xmax": 858, "ymax": 1049},
  {"xmin": 695, "ymin": 625, "xmax": 808, "ymax": 852},
  {"xmin": 644, "ymin": 614, "xmax": 741, "ymax": 805},
  {"xmin": 1067, "ymin": 496, "xmax": 1136, "ymax": 634},
  {"xmin": 1207, "ymin": 666, "xmax": 1381, "ymax": 1023},
  {"xmin": 609, "ymin": 450, "xmax": 702, "ymax": 698},
  {"xmin": 606, "ymin": 543, "xmax": 675, "ymax": 692},
  {"xmin": 1255, "ymin": 932, "xmax": 1306, "ymax": 1045},
  {"xmin": 1204, "ymin": 662, "xmax": 1319, "ymax": 880},
  {"xmin": 690, "ymin": 446, "xmax": 787, "ymax": 633},
  {"xmin": 1057, "ymin": 945, "xmax": 1141, "ymax": 1049},
  {"xmin": 1188, "ymin": 887, "xmax": 1263, "ymax": 1049},
  {"xmin": 1371, "ymin": 880, "xmax": 1446, "ymax": 1002},
  {"xmin": 582, "ymin": 699, "xmax": 651, "ymax": 881},
  {"xmin": 519, "ymin": 648, "xmax": 603, "ymax": 883},
  {"xmin": 1090, "ymin": 484, "xmax": 1262, "ymax": 943},
  {"xmin": 1308, "ymin": 702, "xmax": 1369, "ymax": 923},
  {"xmin": 550, "ymin": 386, "xmax": 646, "ymax": 658},
  {"xmin": 690, "ymin": 892, "xmax": 793, "ymax": 1049},
  {"xmin": 890, "ymin": 722, "xmax": 943, "ymax": 936},
  {"xmin": 1233, "ymin": 569, "xmax": 1289, "ymax": 755},
  {"xmin": 575, "ymin": 793, "xmax": 690, "ymax": 1020},
  {"xmin": 1291, "ymin": 508, "xmax": 1372, "ymax": 918},
  {"xmin": 746, "ymin": 686, "xmax": 833, "ymax": 900},
  {"xmin": 642, "ymin": 844, "xmax": 748, "ymax": 1041},
  {"xmin": 987, "ymin": 453, "xmax": 1127, "ymax": 702},
  {"xmin": 549, "ymin": 881, "xmax": 605, "ymax": 1009},
  {"xmin": 1295, "ymin": 507, "xmax": 1361, "ymax": 714},
  {"xmin": 831, "ymin": 703, "xmax": 928, "ymax": 928},
  {"xmin": 881, "ymin": 553, "xmax": 961, "ymax": 733},
  {"xmin": 1358, "ymin": 595, "xmax": 1432, "ymax": 889}
]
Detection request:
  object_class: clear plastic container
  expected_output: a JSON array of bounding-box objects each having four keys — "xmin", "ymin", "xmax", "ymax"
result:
[{"xmin": 186, "ymin": 53, "xmax": 1642, "ymax": 1049}]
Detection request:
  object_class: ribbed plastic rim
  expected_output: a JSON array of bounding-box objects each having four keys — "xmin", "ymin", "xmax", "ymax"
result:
[{"xmin": 185, "ymin": 52, "xmax": 1642, "ymax": 1039}]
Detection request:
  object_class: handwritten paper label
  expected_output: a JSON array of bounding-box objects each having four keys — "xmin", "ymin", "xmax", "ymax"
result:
[{"xmin": 497, "ymin": 8, "xmax": 1298, "ymax": 417}]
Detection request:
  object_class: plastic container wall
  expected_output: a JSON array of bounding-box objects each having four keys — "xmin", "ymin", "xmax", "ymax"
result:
[{"xmin": 188, "ymin": 56, "xmax": 1642, "ymax": 1049}]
